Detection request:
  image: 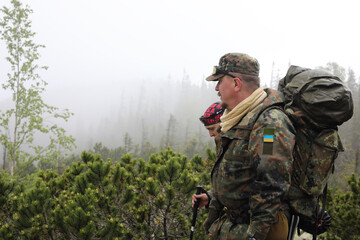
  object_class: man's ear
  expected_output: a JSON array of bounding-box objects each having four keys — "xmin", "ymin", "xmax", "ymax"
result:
[{"xmin": 234, "ymin": 78, "xmax": 242, "ymax": 91}]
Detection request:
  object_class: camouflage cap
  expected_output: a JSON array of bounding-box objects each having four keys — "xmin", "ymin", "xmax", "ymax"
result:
[{"xmin": 206, "ymin": 53, "xmax": 260, "ymax": 81}]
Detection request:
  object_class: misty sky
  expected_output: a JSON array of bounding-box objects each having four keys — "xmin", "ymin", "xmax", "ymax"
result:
[
  {"xmin": 1, "ymin": 0, "xmax": 359, "ymax": 150},
  {"xmin": 1, "ymin": 0, "xmax": 359, "ymax": 87}
]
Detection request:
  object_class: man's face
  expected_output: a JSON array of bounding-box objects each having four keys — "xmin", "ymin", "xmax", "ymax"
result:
[
  {"xmin": 215, "ymin": 75, "xmax": 236, "ymax": 109},
  {"xmin": 205, "ymin": 123, "xmax": 221, "ymax": 144}
]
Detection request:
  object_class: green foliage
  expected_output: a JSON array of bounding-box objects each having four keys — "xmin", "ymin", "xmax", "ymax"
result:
[
  {"xmin": 190, "ymin": 148, "xmax": 216, "ymax": 191},
  {"xmin": 320, "ymin": 174, "xmax": 360, "ymax": 240},
  {"xmin": 0, "ymin": 147, "xmax": 214, "ymax": 239},
  {"xmin": 91, "ymin": 142, "xmax": 127, "ymax": 163},
  {"xmin": 184, "ymin": 138, "xmax": 200, "ymax": 159},
  {"xmin": 0, "ymin": 0, "xmax": 76, "ymax": 176},
  {"xmin": 0, "ymin": 171, "xmax": 16, "ymax": 238}
]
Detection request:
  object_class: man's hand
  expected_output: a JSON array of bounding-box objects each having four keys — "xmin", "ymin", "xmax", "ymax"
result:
[{"xmin": 192, "ymin": 193, "xmax": 209, "ymax": 210}]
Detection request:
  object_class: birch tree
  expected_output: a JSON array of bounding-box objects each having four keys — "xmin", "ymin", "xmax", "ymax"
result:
[{"xmin": 0, "ymin": 0, "xmax": 75, "ymax": 175}]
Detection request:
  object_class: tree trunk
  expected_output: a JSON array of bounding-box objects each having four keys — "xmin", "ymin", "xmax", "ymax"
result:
[
  {"xmin": 355, "ymin": 149, "xmax": 360, "ymax": 176},
  {"xmin": 2, "ymin": 146, "xmax": 8, "ymax": 170}
]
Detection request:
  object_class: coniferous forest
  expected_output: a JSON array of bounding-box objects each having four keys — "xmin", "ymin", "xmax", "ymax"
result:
[{"xmin": 1, "ymin": 0, "xmax": 360, "ymax": 239}]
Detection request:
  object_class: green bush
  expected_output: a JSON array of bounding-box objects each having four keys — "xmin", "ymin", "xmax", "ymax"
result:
[
  {"xmin": 0, "ymin": 147, "xmax": 214, "ymax": 239},
  {"xmin": 320, "ymin": 174, "xmax": 360, "ymax": 240}
]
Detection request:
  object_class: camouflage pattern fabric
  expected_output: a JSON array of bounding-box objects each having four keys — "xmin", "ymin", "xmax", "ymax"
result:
[
  {"xmin": 218, "ymin": 53, "xmax": 259, "ymax": 76},
  {"xmin": 277, "ymin": 65, "xmax": 349, "ymax": 222},
  {"xmin": 208, "ymin": 211, "xmax": 288, "ymax": 240},
  {"xmin": 209, "ymin": 89, "xmax": 295, "ymax": 240},
  {"xmin": 278, "ymin": 65, "xmax": 353, "ymax": 129},
  {"xmin": 286, "ymin": 119, "xmax": 343, "ymax": 217},
  {"xmin": 206, "ymin": 53, "xmax": 260, "ymax": 81}
]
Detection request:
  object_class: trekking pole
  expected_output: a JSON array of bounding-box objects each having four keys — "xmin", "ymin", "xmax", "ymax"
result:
[
  {"xmin": 190, "ymin": 186, "xmax": 203, "ymax": 240},
  {"xmin": 287, "ymin": 215, "xmax": 299, "ymax": 240}
]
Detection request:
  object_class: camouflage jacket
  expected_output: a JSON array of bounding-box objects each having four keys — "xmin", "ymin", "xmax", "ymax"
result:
[{"xmin": 210, "ymin": 88, "xmax": 296, "ymax": 239}]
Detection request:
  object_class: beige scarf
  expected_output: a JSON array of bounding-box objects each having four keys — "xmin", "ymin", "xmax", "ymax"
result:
[{"xmin": 220, "ymin": 87, "xmax": 267, "ymax": 133}]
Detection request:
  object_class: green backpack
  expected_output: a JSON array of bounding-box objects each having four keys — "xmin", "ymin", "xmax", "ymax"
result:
[{"xmin": 277, "ymin": 65, "xmax": 353, "ymax": 237}]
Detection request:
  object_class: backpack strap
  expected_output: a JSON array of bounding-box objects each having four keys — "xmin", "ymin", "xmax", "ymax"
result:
[
  {"xmin": 251, "ymin": 103, "xmax": 285, "ymax": 128},
  {"xmin": 212, "ymin": 104, "xmax": 284, "ymax": 178},
  {"xmin": 313, "ymin": 184, "xmax": 328, "ymax": 240}
]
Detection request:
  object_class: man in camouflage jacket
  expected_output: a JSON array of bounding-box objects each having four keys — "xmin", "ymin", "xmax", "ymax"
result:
[{"xmin": 193, "ymin": 53, "xmax": 295, "ymax": 240}]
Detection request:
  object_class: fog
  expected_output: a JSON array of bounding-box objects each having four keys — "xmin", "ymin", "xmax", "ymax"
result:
[{"xmin": 1, "ymin": 0, "xmax": 360, "ymax": 154}]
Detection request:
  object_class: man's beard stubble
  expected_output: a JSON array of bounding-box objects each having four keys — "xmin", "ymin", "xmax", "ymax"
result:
[
  {"xmin": 220, "ymin": 101, "xmax": 228, "ymax": 110},
  {"xmin": 218, "ymin": 92, "xmax": 228, "ymax": 110}
]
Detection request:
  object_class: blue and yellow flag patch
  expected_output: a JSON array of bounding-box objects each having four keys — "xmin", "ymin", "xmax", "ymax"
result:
[
  {"xmin": 263, "ymin": 127, "xmax": 275, "ymax": 154},
  {"xmin": 263, "ymin": 135, "xmax": 274, "ymax": 143}
]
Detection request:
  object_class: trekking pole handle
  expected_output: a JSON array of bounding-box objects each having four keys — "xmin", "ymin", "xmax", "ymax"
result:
[{"xmin": 190, "ymin": 186, "xmax": 203, "ymax": 240}]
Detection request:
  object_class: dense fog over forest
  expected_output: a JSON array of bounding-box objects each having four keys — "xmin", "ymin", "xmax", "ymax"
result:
[
  {"xmin": 45, "ymin": 75, "xmax": 221, "ymax": 151},
  {"xmin": 1, "ymin": 0, "xmax": 360, "ymax": 158}
]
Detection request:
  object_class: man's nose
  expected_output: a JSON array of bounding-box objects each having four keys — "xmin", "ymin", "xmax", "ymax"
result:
[{"xmin": 215, "ymin": 82, "xmax": 219, "ymax": 91}]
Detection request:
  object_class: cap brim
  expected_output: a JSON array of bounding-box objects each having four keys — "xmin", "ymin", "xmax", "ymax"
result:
[{"xmin": 206, "ymin": 74, "xmax": 224, "ymax": 81}]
